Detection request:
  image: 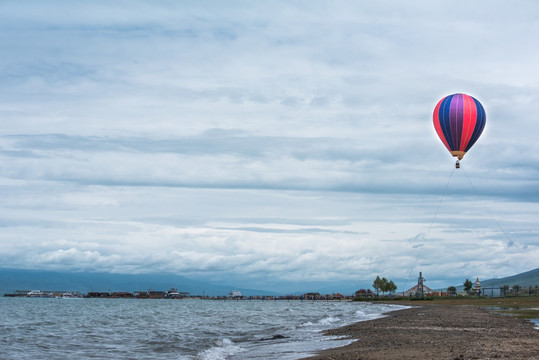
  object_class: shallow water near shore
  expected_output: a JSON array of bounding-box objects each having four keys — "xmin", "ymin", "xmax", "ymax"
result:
[
  {"xmin": 479, "ymin": 305, "xmax": 539, "ymax": 328},
  {"xmin": 0, "ymin": 297, "xmax": 408, "ymax": 359}
]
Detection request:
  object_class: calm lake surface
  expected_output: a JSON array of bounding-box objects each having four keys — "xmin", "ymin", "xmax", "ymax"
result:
[{"xmin": 0, "ymin": 297, "xmax": 407, "ymax": 359}]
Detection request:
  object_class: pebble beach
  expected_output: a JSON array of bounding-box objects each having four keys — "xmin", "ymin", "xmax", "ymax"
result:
[{"xmin": 304, "ymin": 303, "xmax": 539, "ymax": 360}]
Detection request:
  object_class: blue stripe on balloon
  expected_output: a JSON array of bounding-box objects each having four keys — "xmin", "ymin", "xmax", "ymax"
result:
[
  {"xmin": 465, "ymin": 98, "xmax": 486, "ymax": 152},
  {"xmin": 439, "ymin": 94, "xmax": 455, "ymax": 150}
]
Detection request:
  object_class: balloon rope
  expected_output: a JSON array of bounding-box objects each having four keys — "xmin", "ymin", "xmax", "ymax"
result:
[
  {"xmin": 461, "ymin": 167, "xmax": 515, "ymax": 246},
  {"xmin": 404, "ymin": 166, "xmax": 455, "ymax": 294}
]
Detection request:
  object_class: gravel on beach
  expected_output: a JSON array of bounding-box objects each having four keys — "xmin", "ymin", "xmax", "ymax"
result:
[{"xmin": 304, "ymin": 304, "xmax": 538, "ymax": 360}]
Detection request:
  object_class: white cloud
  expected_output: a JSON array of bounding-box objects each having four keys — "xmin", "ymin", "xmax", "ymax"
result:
[{"xmin": 0, "ymin": 1, "xmax": 538, "ymax": 292}]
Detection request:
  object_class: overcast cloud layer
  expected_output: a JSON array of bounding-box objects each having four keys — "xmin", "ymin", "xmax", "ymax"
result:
[{"xmin": 1, "ymin": 1, "xmax": 538, "ymax": 292}]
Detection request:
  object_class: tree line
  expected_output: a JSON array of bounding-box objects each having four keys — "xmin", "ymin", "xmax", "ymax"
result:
[
  {"xmin": 372, "ymin": 275, "xmax": 397, "ymax": 296},
  {"xmin": 447, "ymin": 279, "xmax": 539, "ymax": 296}
]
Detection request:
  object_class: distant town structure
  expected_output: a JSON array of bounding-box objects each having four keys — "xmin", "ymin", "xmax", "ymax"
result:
[
  {"xmin": 403, "ymin": 272, "xmax": 435, "ymax": 297},
  {"xmin": 417, "ymin": 271, "xmax": 426, "ymax": 296},
  {"xmin": 354, "ymin": 289, "xmax": 375, "ymax": 299},
  {"xmin": 472, "ymin": 277, "xmax": 481, "ymax": 295}
]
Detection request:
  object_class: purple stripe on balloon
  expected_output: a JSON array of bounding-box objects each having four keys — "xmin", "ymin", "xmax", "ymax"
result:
[{"xmin": 449, "ymin": 94, "xmax": 463, "ymax": 150}]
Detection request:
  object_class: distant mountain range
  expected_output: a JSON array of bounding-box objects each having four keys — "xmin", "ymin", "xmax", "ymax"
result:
[
  {"xmin": 2, "ymin": 267, "xmax": 537, "ymax": 297},
  {"xmin": 453, "ymin": 267, "xmax": 539, "ymax": 291},
  {"xmin": 0, "ymin": 268, "xmax": 278, "ymax": 297}
]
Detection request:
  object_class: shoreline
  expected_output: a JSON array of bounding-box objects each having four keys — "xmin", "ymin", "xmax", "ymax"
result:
[{"xmin": 303, "ymin": 302, "xmax": 539, "ymax": 360}]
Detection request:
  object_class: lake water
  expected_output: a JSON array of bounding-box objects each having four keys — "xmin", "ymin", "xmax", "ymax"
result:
[{"xmin": 0, "ymin": 297, "xmax": 407, "ymax": 359}]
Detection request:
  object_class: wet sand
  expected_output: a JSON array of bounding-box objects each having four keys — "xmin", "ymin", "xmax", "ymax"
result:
[{"xmin": 304, "ymin": 303, "xmax": 538, "ymax": 359}]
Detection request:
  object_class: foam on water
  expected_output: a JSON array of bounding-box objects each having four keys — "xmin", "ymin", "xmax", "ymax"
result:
[
  {"xmin": 198, "ymin": 339, "xmax": 245, "ymax": 360},
  {"xmin": 318, "ymin": 316, "xmax": 340, "ymax": 325}
]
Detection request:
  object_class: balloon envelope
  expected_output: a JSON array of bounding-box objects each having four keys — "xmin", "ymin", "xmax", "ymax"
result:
[{"xmin": 433, "ymin": 93, "xmax": 486, "ymax": 160}]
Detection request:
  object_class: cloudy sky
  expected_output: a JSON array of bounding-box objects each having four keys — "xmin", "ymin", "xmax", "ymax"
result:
[{"xmin": 1, "ymin": 0, "xmax": 538, "ymax": 292}]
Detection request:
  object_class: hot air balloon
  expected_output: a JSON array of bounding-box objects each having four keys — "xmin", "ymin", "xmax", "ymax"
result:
[{"xmin": 433, "ymin": 93, "xmax": 486, "ymax": 168}]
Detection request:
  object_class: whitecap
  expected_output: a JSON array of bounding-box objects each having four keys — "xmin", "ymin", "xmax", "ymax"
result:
[{"xmin": 198, "ymin": 338, "xmax": 244, "ymax": 360}]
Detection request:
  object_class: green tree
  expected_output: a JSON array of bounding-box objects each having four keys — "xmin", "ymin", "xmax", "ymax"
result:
[
  {"xmin": 463, "ymin": 279, "xmax": 473, "ymax": 294},
  {"xmin": 372, "ymin": 276, "xmax": 382, "ymax": 297},
  {"xmin": 387, "ymin": 280, "xmax": 397, "ymax": 295},
  {"xmin": 373, "ymin": 276, "xmax": 397, "ymax": 297},
  {"xmin": 512, "ymin": 284, "xmax": 521, "ymax": 296},
  {"xmin": 380, "ymin": 277, "xmax": 389, "ymax": 296},
  {"xmin": 447, "ymin": 286, "xmax": 457, "ymax": 296}
]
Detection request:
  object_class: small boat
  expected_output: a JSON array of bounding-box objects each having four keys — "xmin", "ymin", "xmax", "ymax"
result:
[
  {"xmin": 27, "ymin": 290, "xmax": 54, "ymax": 298},
  {"xmin": 61, "ymin": 292, "xmax": 83, "ymax": 299},
  {"xmin": 229, "ymin": 290, "xmax": 242, "ymax": 298},
  {"xmin": 165, "ymin": 288, "xmax": 182, "ymax": 299}
]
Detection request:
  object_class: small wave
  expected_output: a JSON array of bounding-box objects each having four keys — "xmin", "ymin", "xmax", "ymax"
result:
[
  {"xmin": 198, "ymin": 338, "xmax": 244, "ymax": 360},
  {"xmin": 354, "ymin": 310, "xmax": 381, "ymax": 321},
  {"xmin": 355, "ymin": 304, "xmax": 409, "ymax": 322},
  {"xmin": 318, "ymin": 316, "xmax": 339, "ymax": 325}
]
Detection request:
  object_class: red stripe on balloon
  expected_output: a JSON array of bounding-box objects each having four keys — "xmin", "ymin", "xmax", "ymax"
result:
[{"xmin": 459, "ymin": 94, "xmax": 477, "ymax": 152}]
